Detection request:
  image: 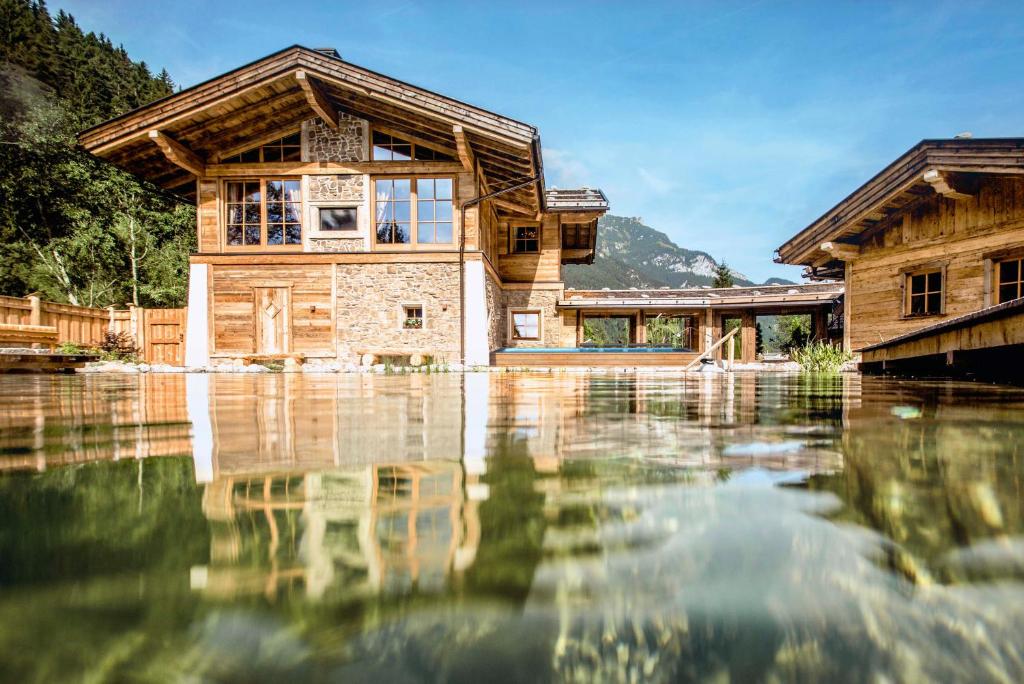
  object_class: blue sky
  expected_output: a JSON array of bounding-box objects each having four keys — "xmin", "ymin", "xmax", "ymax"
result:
[{"xmin": 58, "ymin": 0, "xmax": 1024, "ymax": 282}]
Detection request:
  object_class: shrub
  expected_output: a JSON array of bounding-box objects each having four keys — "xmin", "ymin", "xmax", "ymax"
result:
[
  {"xmin": 96, "ymin": 331, "xmax": 140, "ymax": 362},
  {"xmin": 790, "ymin": 340, "xmax": 853, "ymax": 373}
]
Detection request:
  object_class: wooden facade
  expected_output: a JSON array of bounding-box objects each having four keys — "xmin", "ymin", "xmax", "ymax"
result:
[
  {"xmin": 79, "ymin": 46, "xmax": 610, "ymax": 366},
  {"xmin": 777, "ymin": 138, "xmax": 1024, "ymax": 368}
]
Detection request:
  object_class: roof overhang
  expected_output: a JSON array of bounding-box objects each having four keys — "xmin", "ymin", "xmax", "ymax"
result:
[
  {"xmin": 559, "ymin": 284, "xmax": 843, "ymax": 310},
  {"xmin": 776, "ymin": 138, "xmax": 1024, "ymax": 267},
  {"xmin": 78, "ymin": 45, "xmax": 545, "ymax": 210}
]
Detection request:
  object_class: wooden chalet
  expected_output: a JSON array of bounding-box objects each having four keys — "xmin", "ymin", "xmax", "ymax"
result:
[
  {"xmin": 776, "ymin": 138, "xmax": 1024, "ymax": 376},
  {"xmin": 79, "ymin": 45, "xmax": 609, "ymax": 367}
]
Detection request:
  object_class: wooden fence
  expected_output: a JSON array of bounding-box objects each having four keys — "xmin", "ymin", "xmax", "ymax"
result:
[{"xmin": 0, "ymin": 295, "xmax": 186, "ymax": 365}]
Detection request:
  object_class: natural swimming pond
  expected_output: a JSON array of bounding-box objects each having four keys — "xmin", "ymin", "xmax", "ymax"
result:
[{"xmin": 1, "ymin": 371, "xmax": 1023, "ymax": 682}]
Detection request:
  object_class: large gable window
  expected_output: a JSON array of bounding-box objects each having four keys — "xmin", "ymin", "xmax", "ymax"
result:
[
  {"xmin": 374, "ymin": 177, "xmax": 454, "ymax": 246},
  {"xmin": 225, "ymin": 179, "xmax": 302, "ymax": 248},
  {"xmin": 222, "ymin": 133, "xmax": 301, "ymax": 163},
  {"xmin": 372, "ymin": 131, "xmax": 453, "ymax": 162}
]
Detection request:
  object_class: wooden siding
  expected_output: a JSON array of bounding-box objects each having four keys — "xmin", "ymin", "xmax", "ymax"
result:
[
  {"xmin": 498, "ymin": 214, "xmax": 563, "ymax": 283},
  {"xmin": 848, "ymin": 176, "xmax": 1024, "ymax": 351},
  {"xmin": 211, "ymin": 264, "xmax": 333, "ymax": 355}
]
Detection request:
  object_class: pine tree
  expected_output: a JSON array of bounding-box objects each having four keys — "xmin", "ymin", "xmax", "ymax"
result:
[{"xmin": 712, "ymin": 260, "xmax": 734, "ymax": 288}]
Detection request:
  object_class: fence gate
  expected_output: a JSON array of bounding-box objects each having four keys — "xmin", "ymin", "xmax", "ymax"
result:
[{"xmin": 142, "ymin": 308, "xmax": 187, "ymax": 366}]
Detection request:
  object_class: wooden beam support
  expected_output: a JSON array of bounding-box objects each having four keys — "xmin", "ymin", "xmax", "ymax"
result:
[
  {"xmin": 490, "ymin": 197, "xmax": 535, "ymax": 216},
  {"xmin": 820, "ymin": 241, "xmax": 861, "ymax": 261},
  {"xmin": 147, "ymin": 130, "xmax": 204, "ymax": 177},
  {"xmin": 453, "ymin": 125, "xmax": 475, "ymax": 173},
  {"xmin": 922, "ymin": 169, "xmax": 972, "ymax": 201},
  {"xmin": 295, "ymin": 70, "xmax": 339, "ymax": 129}
]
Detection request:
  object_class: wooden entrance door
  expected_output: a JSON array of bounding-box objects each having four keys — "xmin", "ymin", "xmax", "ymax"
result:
[
  {"xmin": 255, "ymin": 287, "xmax": 290, "ymax": 355},
  {"xmin": 142, "ymin": 308, "xmax": 186, "ymax": 366}
]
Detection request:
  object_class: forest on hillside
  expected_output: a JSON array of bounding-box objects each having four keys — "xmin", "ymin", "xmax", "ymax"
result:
[{"xmin": 0, "ymin": 0, "xmax": 193, "ymax": 307}]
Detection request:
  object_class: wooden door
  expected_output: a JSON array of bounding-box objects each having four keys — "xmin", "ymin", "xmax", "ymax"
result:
[
  {"xmin": 142, "ymin": 308, "xmax": 186, "ymax": 366},
  {"xmin": 254, "ymin": 287, "xmax": 290, "ymax": 355}
]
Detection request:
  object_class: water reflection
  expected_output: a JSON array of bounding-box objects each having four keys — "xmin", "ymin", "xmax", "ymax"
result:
[{"xmin": 1, "ymin": 373, "xmax": 1024, "ymax": 681}]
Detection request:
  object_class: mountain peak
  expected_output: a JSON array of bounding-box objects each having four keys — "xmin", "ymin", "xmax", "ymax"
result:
[{"xmin": 563, "ymin": 215, "xmax": 792, "ymax": 290}]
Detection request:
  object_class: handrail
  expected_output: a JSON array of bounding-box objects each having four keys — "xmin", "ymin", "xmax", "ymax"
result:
[{"xmin": 684, "ymin": 326, "xmax": 740, "ymax": 371}]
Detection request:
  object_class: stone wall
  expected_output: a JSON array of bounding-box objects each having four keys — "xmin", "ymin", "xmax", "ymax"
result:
[
  {"xmin": 310, "ymin": 238, "xmax": 364, "ymax": 253},
  {"xmin": 485, "ymin": 271, "xmax": 504, "ymax": 351},
  {"xmin": 334, "ymin": 263, "xmax": 461, "ymax": 363},
  {"xmin": 308, "ymin": 174, "xmax": 364, "ymax": 202},
  {"xmin": 304, "ymin": 113, "xmax": 366, "ymax": 163},
  {"xmin": 501, "ymin": 289, "xmax": 563, "ymax": 348}
]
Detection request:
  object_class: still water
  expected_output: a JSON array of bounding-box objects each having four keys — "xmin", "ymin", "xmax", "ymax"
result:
[{"xmin": 1, "ymin": 372, "xmax": 1023, "ymax": 682}]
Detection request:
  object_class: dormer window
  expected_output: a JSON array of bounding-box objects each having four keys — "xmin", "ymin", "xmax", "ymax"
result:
[
  {"xmin": 222, "ymin": 133, "xmax": 301, "ymax": 163},
  {"xmin": 372, "ymin": 131, "xmax": 452, "ymax": 162}
]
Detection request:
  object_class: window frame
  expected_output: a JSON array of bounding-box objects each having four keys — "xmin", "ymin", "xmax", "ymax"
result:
[
  {"xmin": 510, "ymin": 224, "xmax": 541, "ymax": 254},
  {"xmin": 370, "ymin": 175, "xmax": 457, "ymax": 250},
  {"xmin": 401, "ymin": 304, "xmax": 425, "ymax": 330},
  {"xmin": 900, "ymin": 263, "xmax": 946, "ymax": 318},
  {"xmin": 221, "ymin": 132, "xmax": 302, "ymax": 164},
  {"xmin": 508, "ymin": 308, "xmax": 542, "ymax": 342},
  {"xmin": 995, "ymin": 255, "xmax": 1024, "ymax": 305},
  {"xmin": 371, "ymin": 129, "xmax": 454, "ymax": 162},
  {"xmin": 222, "ymin": 177, "xmax": 304, "ymax": 252}
]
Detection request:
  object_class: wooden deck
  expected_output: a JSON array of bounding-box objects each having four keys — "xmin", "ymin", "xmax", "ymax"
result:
[
  {"xmin": 0, "ymin": 350, "xmax": 98, "ymax": 373},
  {"xmin": 492, "ymin": 350, "xmax": 699, "ymax": 367}
]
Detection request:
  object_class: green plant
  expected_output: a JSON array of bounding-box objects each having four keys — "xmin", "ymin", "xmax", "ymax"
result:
[
  {"xmin": 57, "ymin": 341, "xmax": 85, "ymax": 354},
  {"xmin": 790, "ymin": 340, "xmax": 853, "ymax": 373},
  {"xmin": 95, "ymin": 331, "xmax": 140, "ymax": 362}
]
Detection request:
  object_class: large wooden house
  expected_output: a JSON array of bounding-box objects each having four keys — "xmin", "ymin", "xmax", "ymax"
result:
[
  {"xmin": 776, "ymin": 138, "xmax": 1024, "ymax": 373},
  {"xmin": 79, "ymin": 46, "xmax": 609, "ymax": 366}
]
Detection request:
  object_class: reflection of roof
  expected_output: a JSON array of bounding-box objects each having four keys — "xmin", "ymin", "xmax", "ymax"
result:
[
  {"xmin": 545, "ymin": 188, "xmax": 609, "ymax": 212},
  {"xmin": 560, "ymin": 282, "xmax": 843, "ymax": 309}
]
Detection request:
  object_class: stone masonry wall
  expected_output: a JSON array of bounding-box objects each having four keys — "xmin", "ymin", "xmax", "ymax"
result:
[
  {"xmin": 334, "ymin": 263, "xmax": 461, "ymax": 363},
  {"xmin": 485, "ymin": 271, "xmax": 504, "ymax": 351},
  {"xmin": 308, "ymin": 174, "xmax": 364, "ymax": 202},
  {"xmin": 310, "ymin": 238, "xmax": 364, "ymax": 253},
  {"xmin": 502, "ymin": 289, "xmax": 562, "ymax": 348},
  {"xmin": 304, "ymin": 113, "xmax": 366, "ymax": 162}
]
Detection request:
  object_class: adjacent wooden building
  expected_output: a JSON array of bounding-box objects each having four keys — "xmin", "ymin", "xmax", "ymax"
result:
[{"xmin": 776, "ymin": 138, "xmax": 1024, "ymax": 375}]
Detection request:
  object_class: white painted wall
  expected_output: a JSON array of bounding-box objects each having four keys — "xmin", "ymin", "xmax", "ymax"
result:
[
  {"xmin": 184, "ymin": 263, "xmax": 210, "ymax": 367},
  {"xmin": 463, "ymin": 260, "xmax": 490, "ymax": 366}
]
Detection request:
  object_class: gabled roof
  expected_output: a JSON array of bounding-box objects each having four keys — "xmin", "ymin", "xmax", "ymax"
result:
[
  {"xmin": 776, "ymin": 138, "xmax": 1024, "ymax": 269},
  {"xmin": 78, "ymin": 45, "xmax": 546, "ymax": 211},
  {"xmin": 545, "ymin": 187, "xmax": 609, "ymax": 212}
]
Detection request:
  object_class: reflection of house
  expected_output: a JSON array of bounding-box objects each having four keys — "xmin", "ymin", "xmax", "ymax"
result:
[
  {"xmin": 0, "ymin": 375, "xmax": 191, "ymax": 472},
  {"xmin": 776, "ymin": 138, "xmax": 1024, "ymax": 376},
  {"xmin": 198, "ymin": 461, "xmax": 480, "ymax": 601}
]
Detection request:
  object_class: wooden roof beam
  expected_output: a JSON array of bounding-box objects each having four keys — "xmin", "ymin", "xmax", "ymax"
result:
[
  {"xmin": 147, "ymin": 130, "xmax": 204, "ymax": 177},
  {"xmin": 820, "ymin": 241, "xmax": 861, "ymax": 261},
  {"xmin": 453, "ymin": 125, "xmax": 475, "ymax": 172},
  {"xmin": 295, "ymin": 70, "xmax": 339, "ymax": 129},
  {"xmin": 490, "ymin": 197, "xmax": 535, "ymax": 216},
  {"xmin": 923, "ymin": 169, "xmax": 973, "ymax": 201}
]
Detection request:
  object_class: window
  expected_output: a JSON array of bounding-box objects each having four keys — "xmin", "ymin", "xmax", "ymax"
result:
[
  {"xmin": 511, "ymin": 310, "xmax": 541, "ymax": 341},
  {"xmin": 511, "ymin": 225, "xmax": 540, "ymax": 253},
  {"xmin": 372, "ymin": 131, "xmax": 453, "ymax": 162},
  {"xmin": 374, "ymin": 177, "xmax": 454, "ymax": 246},
  {"xmin": 222, "ymin": 133, "xmax": 301, "ymax": 163},
  {"xmin": 906, "ymin": 269, "xmax": 943, "ymax": 316},
  {"xmin": 318, "ymin": 207, "xmax": 358, "ymax": 232},
  {"xmin": 225, "ymin": 179, "xmax": 302, "ymax": 248},
  {"xmin": 562, "ymin": 223, "xmax": 593, "ymax": 249},
  {"xmin": 403, "ymin": 305, "xmax": 423, "ymax": 329},
  {"xmin": 997, "ymin": 257, "xmax": 1024, "ymax": 304}
]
